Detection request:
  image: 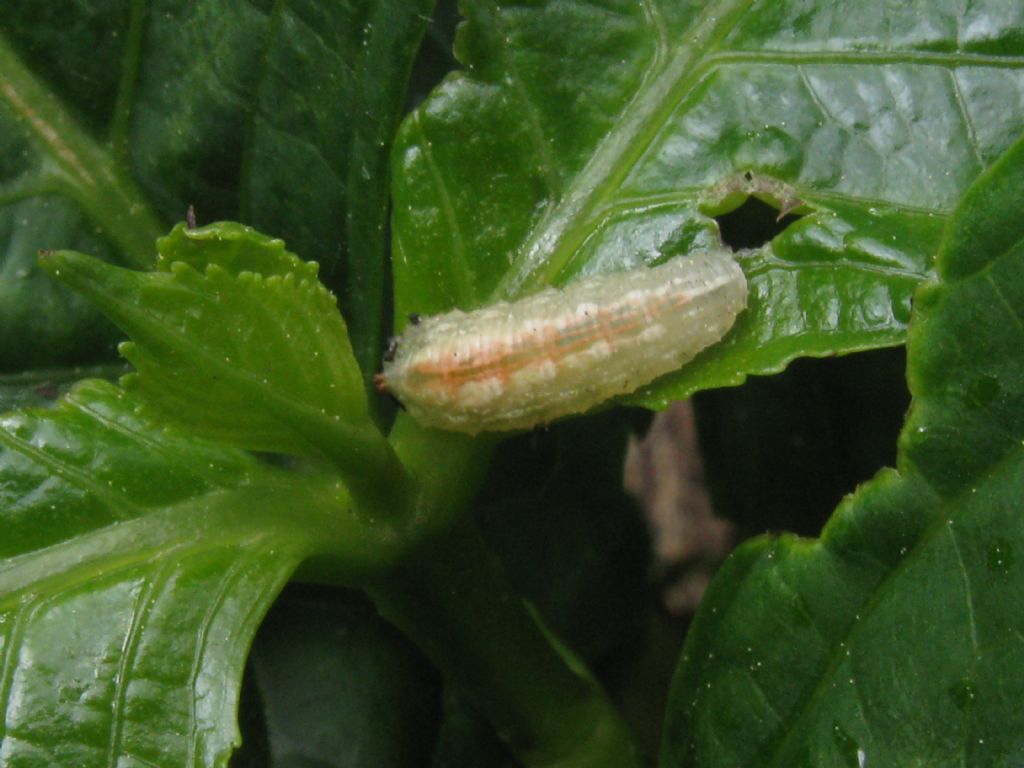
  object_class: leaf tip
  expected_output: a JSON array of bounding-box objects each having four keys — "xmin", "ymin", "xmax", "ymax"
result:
[{"xmin": 37, "ymin": 248, "xmax": 84, "ymax": 281}]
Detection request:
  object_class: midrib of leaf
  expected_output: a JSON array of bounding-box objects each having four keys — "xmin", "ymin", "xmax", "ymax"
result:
[
  {"xmin": 492, "ymin": 0, "xmax": 1022, "ymax": 298},
  {"xmin": 0, "ymin": 496, "xmax": 305, "ymax": 605},
  {"xmin": 753, "ymin": 470, "xmax": 976, "ymax": 768},
  {"xmin": 100, "ymin": 278, "xmax": 383, "ymax": 458},
  {"xmin": 492, "ymin": 0, "xmax": 754, "ymax": 298},
  {"xmin": 0, "ymin": 33, "xmax": 162, "ymax": 266},
  {"xmin": 758, "ymin": 255, "xmax": 1024, "ymax": 768}
]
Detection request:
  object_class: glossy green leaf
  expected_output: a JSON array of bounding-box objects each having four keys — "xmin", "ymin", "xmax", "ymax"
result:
[
  {"xmin": 0, "ymin": 28, "xmax": 163, "ymax": 371},
  {"xmin": 239, "ymin": 0, "xmax": 434, "ymax": 389},
  {"xmin": 1, "ymin": 0, "xmax": 431, "ymax": 380},
  {"xmin": 41, "ymin": 223, "xmax": 396, "ymax": 489},
  {"xmin": 367, "ymin": 513, "xmax": 643, "ymax": 768},
  {"xmin": 660, "ymin": 135, "xmax": 1024, "ymax": 766},
  {"xmin": 247, "ymin": 587, "xmax": 440, "ymax": 768},
  {"xmin": 392, "ymin": 0, "xmax": 1023, "ymax": 409},
  {"xmin": 0, "ymin": 363, "xmax": 127, "ymax": 414},
  {"xmin": 41, "ymin": 214, "xmax": 641, "ymax": 764},
  {"xmin": 0, "ymin": 379, "xmax": 390, "ymax": 767},
  {"xmin": 475, "ymin": 409, "xmax": 651, "ymax": 663}
]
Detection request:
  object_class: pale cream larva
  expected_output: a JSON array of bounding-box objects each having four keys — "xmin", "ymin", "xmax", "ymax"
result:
[{"xmin": 375, "ymin": 249, "xmax": 747, "ymax": 434}]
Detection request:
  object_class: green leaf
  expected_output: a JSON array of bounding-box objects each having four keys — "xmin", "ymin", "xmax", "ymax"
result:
[
  {"xmin": 0, "ymin": 30, "xmax": 163, "ymax": 371},
  {"xmin": 0, "ymin": 362, "xmax": 126, "ymax": 414},
  {"xmin": 1, "ymin": 0, "xmax": 432, "ymax": 382},
  {"xmin": 367, "ymin": 513, "xmax": 643, "ymax": 768},
  {"xmin": 431, "ymin": 688, "xmax": 514, "ymax": 768},
  {"xmin": 660, "ymin": 136, "xmax": 1024, "ymax": 766},
  {"xmin": 247, "ymin": 587, "xmax": 440, "ymax": 768},
  {"xmin": 391, "ymin": 0, "xmax": 1023, "ymax": 407},
  {"xmin": 475, "ymin": 409, "xmax": 651, "ymax": 663},
  {"xmin": 238, "ymin": 0, "xmax": 434, "ymax": 391},
  {"xmin": 41, "ymin": 223, "xmax": 399, "ymax": 493},
  {"xmin": 0, "ymin": 379, "xmax": 387, "ymax": 767}
]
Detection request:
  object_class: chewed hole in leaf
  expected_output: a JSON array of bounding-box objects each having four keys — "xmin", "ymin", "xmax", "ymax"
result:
[
  {"xmin": 715, "ymin": 196, "xmax": 803, "ymax": 251},
  {"xmin": 694, "ymin": 347, "xmax": 909, "ymax": 538}
]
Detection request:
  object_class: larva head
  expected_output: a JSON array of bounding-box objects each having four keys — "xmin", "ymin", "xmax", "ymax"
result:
[{"xmin": 378, "ymin": 308, "xmax": 505, "ymax": 427}]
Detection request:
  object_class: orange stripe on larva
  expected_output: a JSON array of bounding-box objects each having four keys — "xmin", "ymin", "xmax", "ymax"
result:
[{"xmin": 378, "ymin": 249, "xmax": 747, "ymax": 434}]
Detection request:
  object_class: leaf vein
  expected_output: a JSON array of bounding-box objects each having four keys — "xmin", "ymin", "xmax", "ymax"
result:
[
  {"xmin": 0, "ymin": 596, "xmax": 35, "ymax": 741},
  {"xmin": 493, "ymin": 0, "xmax": 760, "ymax": 296},
  {"xmin": 489, "ymin": 9, "xmax": 559, "ymax": 192},
  {"xmin": 0, "ymin": 421, "xmax": 139, "ymax": 519},
  {"xmin": 705, "ymin": 49, "xmax": 1024, "ymax": 71},
  {"xmin": 67, "ymin": 393, "xmax": 237, "ymax": 488},
  {"xmin": 755, "ymin": 466, "xmax": 1024, "ymax": 767},
  {"xmin": 107, "ymin": 278, "xmax": 351, "ymax": 440},
  {"xmin": 639, "ymin": 0, "xmax": 669, "ymax": 64},
  {"xmin": 948, "ymin": 69, "xmax": 986, "ymax": 172},
  {"xmin": 984, "ymin": 273, "xmax": 1024, "ymax": 340},
  {"xmin": 946, "ymin": 525, "xmax": 980, "ymax": 656},
  {"xmin": 746, "ymin": 673, "xmax": 784, "ymax": 727},
  {"xmin": 185, "ymin": 550, "xmax": 258, "ymax": 768},
  {"xmin": 238, "ymin": 0, "xmax": 296, "ymax": 214},
  {"xmin": 796, "ymin": 64, "xmax": 835, "ymax": 124},
  {"xmin": 108, "ymin": 0, "xmax": 150, "ymax": 160},
  {"xmin": 106, "ymin": 562, "xmax": 170, "ymax": 768},
  {"xmin": 412, "ymin": 111, "xmax": 474, "ymax": 304}
]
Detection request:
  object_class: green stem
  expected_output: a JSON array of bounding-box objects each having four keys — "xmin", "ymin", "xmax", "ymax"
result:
[
  {"xmin": 311, "ymin": 421, "xmax": 414, "ymax": 526},
  {"xmin": 0, "ymin": 33, "xmax": 163, "ymax": 266},
  {"xmin": 365, "ymin": 415, "xmax": 642, "ymax": 767},
  {"xmin": 368, "ymin": 516, "xmax": 642, "ymax": 767}
]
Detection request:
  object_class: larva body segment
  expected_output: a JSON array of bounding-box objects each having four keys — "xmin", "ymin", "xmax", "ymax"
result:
[{"xmin": 379, "ymin": 249, "xmax": 747, "ymax": 434}]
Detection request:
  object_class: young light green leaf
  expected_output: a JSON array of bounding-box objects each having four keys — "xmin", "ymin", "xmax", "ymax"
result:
[
  {"xmin": 660, "ymin": 136, "xmax": 1024, "ymax": 766},
  {"xmin": 392, "ymin": 0, "xmax": 1024, "ymax": 406},
  {"xmin": 0, "ymin": 379, "xmax": 399, "ymax": 767},
  {"xmin": 40, "ymin": 223, "xmax": 400, "ymax": 491}
]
